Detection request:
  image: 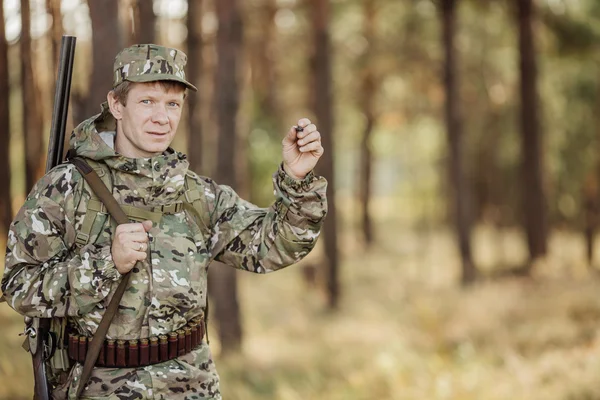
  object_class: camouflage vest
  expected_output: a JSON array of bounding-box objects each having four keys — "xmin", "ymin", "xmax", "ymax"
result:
[{"xmin": 46, "ymin": 158, "xmax": 212, "ymax": 385}]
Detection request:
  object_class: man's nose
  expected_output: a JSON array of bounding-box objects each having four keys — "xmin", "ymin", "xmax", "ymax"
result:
[{"xmin": 152, "ymin": 106, "xmax": 169, "ymax": 124}]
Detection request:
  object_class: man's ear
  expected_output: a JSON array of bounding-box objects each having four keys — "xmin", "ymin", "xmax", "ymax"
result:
[{"xmin": 107, "ymin": 91, "xmax": 123, "ymax": 120}]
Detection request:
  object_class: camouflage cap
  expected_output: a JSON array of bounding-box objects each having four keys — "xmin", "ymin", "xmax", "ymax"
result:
[{"xmin": 113, "ymin": 44, "xmax": 198, "ymax": 91}]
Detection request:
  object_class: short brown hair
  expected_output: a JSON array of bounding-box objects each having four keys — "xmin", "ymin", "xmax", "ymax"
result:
[{"xmin": 111, "ymin": 80, "xmax": 188, "ymax": 106}]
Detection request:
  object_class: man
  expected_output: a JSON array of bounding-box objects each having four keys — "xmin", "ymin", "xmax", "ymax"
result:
[{"xmin": 2, "ymin": 44, "xmax": 327, "ymax": 399}]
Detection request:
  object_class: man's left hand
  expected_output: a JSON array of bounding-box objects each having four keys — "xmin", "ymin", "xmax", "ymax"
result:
[{"xmin": 282, "ymin": 118, "xmax": 324, "ymax": 180}]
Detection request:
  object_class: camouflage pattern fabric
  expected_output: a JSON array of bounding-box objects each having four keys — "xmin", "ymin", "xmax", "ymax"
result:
[
  {"xmin": 2, "ymin": 103, "xmax": 327, "ymax": 399},
  {"xmin": 113, "ymin": 44, "xmax": 198, "ymax": 91}
]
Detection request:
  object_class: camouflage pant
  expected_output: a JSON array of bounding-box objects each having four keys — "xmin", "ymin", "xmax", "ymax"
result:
[{"xmin": 52, "ymin": 344, "xmax": 221, "ymax": 400}]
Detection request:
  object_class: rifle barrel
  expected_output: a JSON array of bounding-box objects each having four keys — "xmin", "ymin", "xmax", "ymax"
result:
[
  {"xmin": 33, "ymin": 35, "xmax": 76, "ymax": 400},
  {"xmin": 46, "ymin": 35, "xmax": 76, "ymax": 172}
]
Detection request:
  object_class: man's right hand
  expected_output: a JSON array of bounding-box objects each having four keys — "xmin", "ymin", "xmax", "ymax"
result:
[{"xmin": 112, "ymin": 220, "xmax": 153, "ymax": 275}]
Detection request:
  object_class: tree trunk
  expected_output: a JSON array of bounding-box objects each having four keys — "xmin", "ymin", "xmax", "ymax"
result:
[
  {"xmin": 359, "ymin": 0, "xmax": 376, "ymax": 246},
  {"xmin": 309, "ymin": 0, "xmax": 339, "ymax": 308},
  {"xmin": 586, "ymin": 68, "xmax": 600, "ymax": 270},
  {"xmin": 80, "ymin": 0, "xmax": 123, "ymax": 122},
  {"xmin": 187, "ymin": 0, "xmax": 203, "ymax": 173},
  {"xmin": 440, "ymin": 0, "xmax": 477, "ymax": 285},
  {"xmin": 516, "ymin": 0, "xmax": 547, "ymax": 266},
  {"xmin": 136, "ymin": 0, "xmax": 155, "ymax": 44},
  {"xmin": 21, "ymin": 0, "xmax": 45, "ymax": 192},
  {"xmin": 0, "ymin": 1, "xmax": 11, "ymax": 233},
  {"xmin": 46, "ymin": 0, "xmax": 64, "ymax": 127},
  {"xmin": 210, "ymin": 0, "xmax": 244, "ymax": 354},
  {"xmin": 46, "ymin": 0, "xmax": 63, "ymax": 68},
  {"xmin": 583, "ymin": 172, "xmax": 597, "ymax": 268},
  {"xmin": 251, "ymin": 0, "xmax": 278, "ymax": 123}
]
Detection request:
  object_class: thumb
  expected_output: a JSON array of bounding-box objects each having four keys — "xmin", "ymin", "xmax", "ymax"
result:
[
  {"xmin": 283, "ymin": 125, "xmax": 298, "ymax": 146},
  {"xmin": 142, "ymin": 220, "xmax": 153, "ymax": 232}
]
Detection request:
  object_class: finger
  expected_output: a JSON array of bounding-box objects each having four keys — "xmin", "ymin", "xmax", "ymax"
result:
[
  {"xmin": 297, "ymin": 124, "xmax": 317, "ymax": 138},
  {"xmin": 119, "ymin": 232, "xmax": 149, "ymax": 243},
  {"xmin": 133, "ymin": 250, "xmax": 148, "ymax": 261},
  {"xmin": 116, "ymin": 222, "xmax": 146, "ymax": 235},
  {"xmin": 299, "ymin": 141, "xmax": 323, "ymax": 153},
  {"xmin": 142, "ymin": 220, "xmax": 153, "ymax": 232},
  {"xmin": 297, "ymin": 131, "xmax": 321, "ymax": 146},
  {"xmin": 283, "ymin": 125, "xmax": 298, "ymax": 145},
  {"xmin": 130, "ymin": 241, "xmax": 147, "ymax": 252},
  {"xmin": 297, "ymin": 118, "xmax": 311, "ymax": 129}
]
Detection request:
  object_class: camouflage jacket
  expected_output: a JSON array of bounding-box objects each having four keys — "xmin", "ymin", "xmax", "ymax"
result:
[{"xmin": 2, "ymin": 104, "xmax": 327, "ymax": 399}]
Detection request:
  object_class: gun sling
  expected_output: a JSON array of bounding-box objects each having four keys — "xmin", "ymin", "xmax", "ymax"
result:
[{"xmin": 69, "ymin": 157, "xmax": 139, "ymax": 399}]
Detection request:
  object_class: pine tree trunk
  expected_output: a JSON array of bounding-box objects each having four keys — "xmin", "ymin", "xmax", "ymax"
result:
[
  {"xmin": 136, "ymin": 0, "xmax": 155, "ymax": 44},
  {"xmin": 440, "ymin": 0, "xmax": 477, "ymax": 285},
  {"xmin": 252, "ymin": 0, "xmax": 278, "ymax": 122},
  {"xmin": 46, "ymin": 0, "xmax": 63, "ymax": 67},
  {"xmin": 517, "ymin": 0, "xmax": 547, "ymax": 266},
  {"xmin": 0, "ymin": 1, "xmax": 12, "ymax": 233},
  {"xmin": 187, "ymin": 0, "xmax": 203, "ymax": 173},
  {"xmin": 21, "ymin": 0, "xmax": 45, "ymax": 192},
  {"xmin": 309, "ymin": 0, "xmax": 339, "ymax": 308},
  {"xmin": 210, "ymin": 0, "xmax": 244, "ymax": 354},
  {"xmin": 359, "ymin": 0, "xmax": 375, "ymax": 246},
  {"xmin": 81, "ymin": 0, "xmax": 122, "ymax": 122}
]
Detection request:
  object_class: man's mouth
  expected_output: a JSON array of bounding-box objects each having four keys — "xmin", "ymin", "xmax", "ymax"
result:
[{"xmin": 148, "ymin": 132, "xmax": 169, "ymax": 136}]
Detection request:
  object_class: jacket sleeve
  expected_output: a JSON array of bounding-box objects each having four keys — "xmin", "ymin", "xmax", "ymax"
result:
[
  {"xmin": 1, "ymin": 164, "xmax": 121, "ymax": 318},
  {"xmin": 208, "ymin": 164, "xmax": 328, "ymax": 273}
]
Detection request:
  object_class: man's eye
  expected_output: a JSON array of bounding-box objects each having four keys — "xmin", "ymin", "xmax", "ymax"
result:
[
  {"xmin": 168, "ymin": 102, "xmax": 180, "ymax": 107},
  {"xmin": 141, "ymin": 99, "xmax": 151, "ymax": 104}
]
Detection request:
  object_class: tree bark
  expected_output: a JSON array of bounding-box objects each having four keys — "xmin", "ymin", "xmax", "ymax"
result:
[
  {"xmin": 359, "ymin": 0, "xmax": 376, "ymax": 246},
  {"xmin": 46, "ymin": 0, "xmax": 63, "ymax": 68},
  {"xmin": 136, "ymin": 0, "xmax": 155, "ymax": 45},
  {"xmin": 80, "ymin": 0, "xmax": 123, "ymax": 122},
  {"xmin": 21, "ymin": 0, "xmax": 45, "ymax": 192},
  {"xmin": 516, "ymin": 0, "xmax": 547, "ymax": 265},
  {"xmin": 46, "ymin": 0, "xmax": 64, "ymax": 126},
  {"xmin": 187, "ymin": 0, "xmax": 203, "ymax": 173},
  {"xmin": 0, "ymin": 1, "xmax": 12, "ymax": 233},
  {"xmin": 440, "ymin": 0, "xmax": 477, "ymax": 285},
  {"xmin": 309, "ymin": 0, "xmax": 339, "ymax": 308},
  {"xmin": 252, "ymin": 0, "xmax": 278, "ymax": 122},
  {"xmin": 210, "ymin": 0, "xmax": 244, "ymax": 354}
]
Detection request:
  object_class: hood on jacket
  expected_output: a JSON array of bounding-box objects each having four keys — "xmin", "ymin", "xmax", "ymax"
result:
[{"xmin": 69, "ymin": 102, "xmax": 191, "ymax": 205}]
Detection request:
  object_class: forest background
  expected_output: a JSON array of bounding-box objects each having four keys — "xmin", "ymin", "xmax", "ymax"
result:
[{"xmin": 1, "ymin": 0, "xmax": 600, "ymax": 399}]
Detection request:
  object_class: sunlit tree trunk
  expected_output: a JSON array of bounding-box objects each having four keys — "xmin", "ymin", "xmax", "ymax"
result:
[
  {"xmin": 0, "ymin": 1, "xmax": 12, "ymax": 233},
  {"xmin": 210, "ymin": 0, "xmax": 244, "ymax": 354},
  {"xmin": 516, "ymin": 0, "xmax": 547, "ymax": 267},
  {"xmin": 21, "ymin": 0, "xmax": 45, "ymax": 192},
  {"xmin": 309, "ymin": 0, "xmax": 339, "ymax": 308},
  {"xmin": 46, "ymin": 0, "xmax": 63, "ymax": 68},
  {"xmin": 187, "ymin": 0, "xmax": 203, "ymax": 172},
  {"xmin": 79, "ymin": 0, "xmax": 122, "ymax": 122},
  {"xmin": 440, "ymin": 0, "xmax": 477, "ymax": 284},
  {"xmin": 359, "ymin": 0, "xmax": 376, "ymax": 246}
]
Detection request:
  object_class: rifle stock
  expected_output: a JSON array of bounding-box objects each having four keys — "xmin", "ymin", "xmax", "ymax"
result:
[{"xmin": 29, "ymin": 35, "xmax": 76, "ymax": 400}]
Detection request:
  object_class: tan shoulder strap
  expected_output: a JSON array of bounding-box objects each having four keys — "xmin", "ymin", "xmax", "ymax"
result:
[
  {"xmin": 182, "ymin": 173, "xmax": 212, "ymax": 344},
  {"xmin": 70, "ymin": 157, "xmax": 137, "ymax": 400},
  {"xmin": 181, "ymin": 173, "xmax": 212, "ymax": 232}
]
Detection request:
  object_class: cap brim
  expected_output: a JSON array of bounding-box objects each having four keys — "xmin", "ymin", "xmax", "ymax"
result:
[{"xmin": 126, "ymin": 74, "xmax": 198, "ymax": 92}]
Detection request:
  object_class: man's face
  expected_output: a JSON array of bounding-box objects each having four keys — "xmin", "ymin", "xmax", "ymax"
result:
[{"xmin": 108, "ymin": 81, "xmax": 185, "ymax": 158}]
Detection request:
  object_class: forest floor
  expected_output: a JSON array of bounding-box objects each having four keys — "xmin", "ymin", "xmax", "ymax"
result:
[{"xmin": 1, "ymin": 222, "xmax": 600, "ymax": 399}]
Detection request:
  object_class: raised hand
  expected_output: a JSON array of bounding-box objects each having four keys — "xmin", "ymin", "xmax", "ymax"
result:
[{"xmin": 282, "ymin": 118, "xmax": 324, "ymax": 179}]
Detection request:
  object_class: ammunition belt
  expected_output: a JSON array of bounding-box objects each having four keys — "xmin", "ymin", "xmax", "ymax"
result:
[{"xmin": 67, "ymin": 316, "xmax": 205, "ymax": 368}]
